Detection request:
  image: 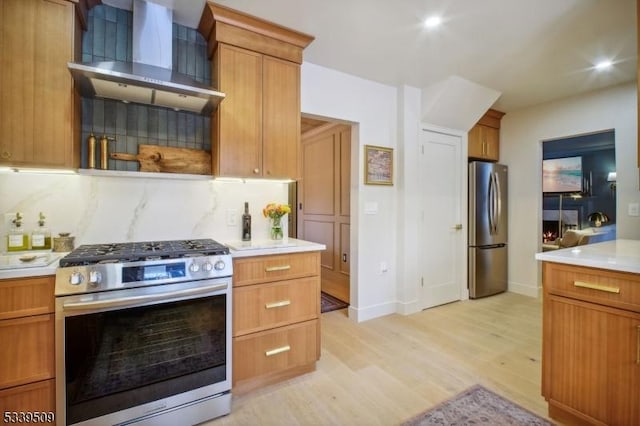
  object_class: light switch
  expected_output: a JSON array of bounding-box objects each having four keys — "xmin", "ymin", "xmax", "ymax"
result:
[
  {"xmin": 364, "ymin": 202, "xmax": 378, "ymax": 215},
  {"xmin": 628, "ymin": 203, "xmax": 640, "ymax": 217}
]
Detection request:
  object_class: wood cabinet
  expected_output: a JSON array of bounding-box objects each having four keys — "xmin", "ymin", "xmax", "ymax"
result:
[
  {"xmin": 0, "ymin": 276, "xmax": 55, "ymax": 415},
  {"xmin": 0, "ymin": 0, "xmax": 82, "ymax": 169},
  {"xmin": 198, "ymin": 2, "xmax": 314, "ymax": 179},
  {"xmin": 232, "ymin": 252, "xmax": 321, "ymax": 394},
  {"xmin": 468, "ymin": 109, "xmax": 505, "ymax": 162},
  {"xmin": 541, "ymin": 262, "xmax": 640, "ymax": 425}
]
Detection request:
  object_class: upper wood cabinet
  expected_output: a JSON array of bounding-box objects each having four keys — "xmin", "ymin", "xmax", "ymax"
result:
[
  {"xmin": 0, "ymin": 0, "xmax": 82, "ymax": 169},
  {"xmin": 198, "ymin": 2, "xmax": 313, "ymax": 179},
  {"xmin": 468, "ymin": 109, "xmax": 505, "ymax": 162}
]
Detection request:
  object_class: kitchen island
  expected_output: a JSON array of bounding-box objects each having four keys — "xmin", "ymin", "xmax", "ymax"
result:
[{"xmin": 535, "ymin": 239, "xmax": 640, "ymax": 425}]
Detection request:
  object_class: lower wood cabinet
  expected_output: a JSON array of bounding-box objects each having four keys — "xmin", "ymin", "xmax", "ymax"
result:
[
  {"xmin": 0, "ymin": 276, "xmax": 55, "ymax": 417},
  {"xmin": 542, "ymin": 262, "xmax": 640, "ymax": 425},
  {"xmin": 232, "ymin": 252, "xmax": 321, "ymax": 394}
]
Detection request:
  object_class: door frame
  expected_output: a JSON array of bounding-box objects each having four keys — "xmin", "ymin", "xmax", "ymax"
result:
[{"xmin": 419, "ymin": 124, "xmax": 469, "ymax": 306}]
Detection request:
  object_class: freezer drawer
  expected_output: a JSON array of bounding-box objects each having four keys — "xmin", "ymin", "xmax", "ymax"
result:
[{"xmin": 468, "ymin": 245, "xmax": 507, "ymax": 298}]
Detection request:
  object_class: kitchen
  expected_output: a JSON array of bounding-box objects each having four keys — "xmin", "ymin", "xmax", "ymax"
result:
[{"xmin": 1, "ymin": 0, "xmax": 640, "ymax": 425}]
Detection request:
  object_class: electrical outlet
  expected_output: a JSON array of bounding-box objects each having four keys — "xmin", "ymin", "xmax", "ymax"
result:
[
  {"xmin": 628, "ymin": 203, "xmax": 640, "ymax": 217},
  {"xmin": 226, "ymin": 209, "xmax": 238, "ymax": 226}
]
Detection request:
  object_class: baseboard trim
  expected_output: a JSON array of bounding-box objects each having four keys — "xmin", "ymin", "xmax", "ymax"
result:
[
  {"xmin": 348, "ymin": 301, "xmax": 396, "ymax": 322},
  {"xmin": 508, "ymin": 281, "xmax": 540, "ymax": 298}
]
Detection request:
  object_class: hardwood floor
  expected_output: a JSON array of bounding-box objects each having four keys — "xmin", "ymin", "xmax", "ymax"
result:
[{"xmin": 207, "ymin": 292, "xmax": 551, "ymax": 425}]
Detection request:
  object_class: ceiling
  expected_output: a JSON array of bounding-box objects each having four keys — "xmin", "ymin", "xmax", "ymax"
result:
[{"xmin": 105, "ymin": 0, "xmax": 637, "ymax": 113}]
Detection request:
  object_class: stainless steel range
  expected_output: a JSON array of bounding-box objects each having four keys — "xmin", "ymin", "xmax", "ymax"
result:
[{"xmin": 55, "ymin": 239, "xmax": 233, "ymax": 426}]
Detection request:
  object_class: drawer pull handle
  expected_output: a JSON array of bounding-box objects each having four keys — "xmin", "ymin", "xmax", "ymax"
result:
[
  {"xmin": 573, "ymin": 281, "xmax": 620, "ymax": 294},
  {"xmin": 636, "ymin": 326, "xmax": 640, "ymax": 364},
  {"xmin": 265, "ymin": 265, "xmax": 291, "ymax": 272},
  {"xmin": 265, "ymin": 300, "xmax": 291, "ymax": 309},
  {"xmin": 265, "ymin": 345, "xmax": 291, "ymax": 357}
]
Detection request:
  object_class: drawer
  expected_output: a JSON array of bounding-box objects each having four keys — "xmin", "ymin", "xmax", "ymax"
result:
[
  {"xmin": 0, "ymin": 314, "xmax": 55, "ymax": 390},
  {"xmin": 0, "ymin": 379, "xmax": 55, "ymax": 414},
  {"xmin": 233, "ymin": 252, "xmax": 320, "ymax": 287},
  {"xmin": 234, "ymin": 276, "xmax": 319, "ymax": 336},
  {"xmin": 233, "ymin": 319, "xmax": 319, "ymax": 384},
  {"xmin": 0, "ymin": 276, "xmax": 55, "ymax": 320},
  {"xmin": 543, "ymin": 262, "xmax": 640, "ymax": 313}
]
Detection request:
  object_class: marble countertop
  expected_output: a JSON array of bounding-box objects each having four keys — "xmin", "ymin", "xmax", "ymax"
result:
[
  {"xmin": 0, "ymin": 252, "xmax": 65, "ymax": 280},
  {"xmin": 535, "ymin": 239, "xmax": 640, "ymax": 274},
  {"xmin": 225, "ymin": 238, "xmax": 326, "ymax": 258}
]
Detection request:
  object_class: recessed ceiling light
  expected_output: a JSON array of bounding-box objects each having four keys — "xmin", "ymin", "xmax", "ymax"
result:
[
  {"xmin": 594, "ymin": 60, "xmax": 613, "ymax": 71},
  {"xmin": 424, "ymin": 15, "xmax": 442, "ymax": 29}
]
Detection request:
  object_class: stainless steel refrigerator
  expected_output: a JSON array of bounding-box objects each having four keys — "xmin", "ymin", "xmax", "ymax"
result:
[{"xmin": 468, "ymin": 161, "xmax": 508, "ymax": 298}]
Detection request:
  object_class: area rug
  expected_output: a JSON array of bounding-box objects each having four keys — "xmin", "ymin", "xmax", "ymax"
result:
[
  {"xmin": 321, "ymin": 292, "xmax": 348, "ymax": 313},
  {"xmin": 402, "ymin": 385, "xmax": 554, "ymax": 426}
]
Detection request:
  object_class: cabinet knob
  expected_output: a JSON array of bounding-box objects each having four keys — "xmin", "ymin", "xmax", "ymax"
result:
[
  {"xmin": 1, "ymin": 151, "xmax": 11, "ymax": 159},
  {"xmin": 253, "ymin": 168, "xmax": 260, "ymax": 174}
]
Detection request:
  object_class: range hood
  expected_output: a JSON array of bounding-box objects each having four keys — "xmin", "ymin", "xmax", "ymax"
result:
[{"xmin": 68, "ymin": 0, "xmax": 224, "ymax": 115}]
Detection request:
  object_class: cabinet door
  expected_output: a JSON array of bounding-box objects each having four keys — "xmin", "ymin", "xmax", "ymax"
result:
[
  {"xmin": 0, "ymin": 0, "xmax": 76, "ymax": 168},
  {"xmin": 467, "ymin": 125, "xmax": 484, "ymax": 158},
  {"xmin": 483, "ymin": 126, "xmax": 499, "ymax": 161},
  {"xmin": 214, "ymin": 44, "xmax": 263, "ymax": 177},
  {"xmin": 0, "ymin": 276, "xmax": 54, "ymax": 320},
  {"xmin": 262, "ymin": 56, "xmax": 300, "ymax": 179},
  {"xmin": 0, "ymin": 314, "xmax": 55, "ymax": 390},
  {"xmin": 0, "ymin": 379, "xmax": 55, "ymax": 415},
  {"xmin": 545, "ymin": 296, "xmax": 640, "ymax": 424}
]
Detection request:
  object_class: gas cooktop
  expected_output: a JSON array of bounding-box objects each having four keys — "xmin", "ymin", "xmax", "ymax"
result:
[{"xmin": 59, "ymin": 239, "xmax": 229, "ymax": 267}]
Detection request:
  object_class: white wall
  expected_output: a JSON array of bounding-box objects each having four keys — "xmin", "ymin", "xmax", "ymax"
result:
[
  {"xmin": 301, "ymin": 62, "xmax": 399, "ymax": 321},
  {"xmin": 501, "ymin": 82, "xmax": 639, "ymax": 296},
  {"xmin": 0, "ymin": 173, "xmax": 289, "ymax": 247}
]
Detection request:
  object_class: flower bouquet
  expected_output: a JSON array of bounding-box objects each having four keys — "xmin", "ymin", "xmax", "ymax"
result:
[{"xmin": 263, "ymin": 203, "xmax": 291, "ymax": 240}]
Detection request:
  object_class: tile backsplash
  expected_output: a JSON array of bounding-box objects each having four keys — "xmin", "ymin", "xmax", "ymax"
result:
[{"xmin": 80, "ymin": 5, "xmax": 211, "ymax": 171}]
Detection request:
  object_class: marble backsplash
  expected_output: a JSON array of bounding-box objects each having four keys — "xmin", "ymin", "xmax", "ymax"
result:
[{"xmin": 0, "ymin": 173, "xmax": 289, "ymax": 251}]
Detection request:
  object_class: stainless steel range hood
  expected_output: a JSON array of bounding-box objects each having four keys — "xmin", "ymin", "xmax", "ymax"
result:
[{"xmin": 68, "ymin": 0, "xmax": 224, "ymax": 115}]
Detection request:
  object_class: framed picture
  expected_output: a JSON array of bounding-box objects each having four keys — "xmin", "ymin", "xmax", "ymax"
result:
[{"xmin": 364, "ymin": 145, "xmax": 393, "ymax": 185}]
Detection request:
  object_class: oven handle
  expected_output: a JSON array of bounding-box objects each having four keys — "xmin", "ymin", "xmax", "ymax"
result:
[{"xmin": 62, "ymin": 282, "xmax": 228, "ymax": 312}]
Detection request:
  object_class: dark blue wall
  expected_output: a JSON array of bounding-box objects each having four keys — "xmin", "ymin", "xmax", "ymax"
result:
[{"xmin": 542, "ymin": 131, "xmax": 616, "ymax": 230}]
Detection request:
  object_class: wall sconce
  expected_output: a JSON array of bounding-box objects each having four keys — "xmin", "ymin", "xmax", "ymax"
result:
[
  {"xmin": 587, "ymin": 211, "xmax": 609, "ymax": 227},
  {"xmin": 607, "ymin": 171, "xmax": 617, "ymax": 190}
]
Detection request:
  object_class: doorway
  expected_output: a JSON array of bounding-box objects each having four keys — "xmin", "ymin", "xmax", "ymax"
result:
[
  {"xmin": 297, "ymin": 118, "xmax": 352, "ymax": 303},
  {"xmin": 541, "ymin": 130, "xmax": 616, "ymax": 246}
]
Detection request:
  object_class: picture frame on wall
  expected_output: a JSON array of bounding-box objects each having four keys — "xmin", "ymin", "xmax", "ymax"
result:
[{"xmin": 364, "ymin": 145, "xmax": 393, "ymax": 185}]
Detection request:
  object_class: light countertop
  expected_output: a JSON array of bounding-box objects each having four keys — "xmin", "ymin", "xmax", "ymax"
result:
[
  {"xmin": 225, "ymin": 238, "xmax": 326, "ymax": 258},
  {"xmin": 0, "ymin": 252, "xmax": 65, "ymax": 280},
  {"xmin": 535, "ymin": 239, "xmax": 640, "ymax": 274}
]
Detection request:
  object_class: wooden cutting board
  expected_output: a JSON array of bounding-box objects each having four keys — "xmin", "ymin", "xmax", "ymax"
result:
[{"xmin": 110, "ymin": 145, "xmax": 212, "ymax": 175}]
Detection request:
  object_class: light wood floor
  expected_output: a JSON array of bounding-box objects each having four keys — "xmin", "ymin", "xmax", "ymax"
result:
[{"xmin": 206, "ymin": 292, "xmax": 552, "ymax": 425}]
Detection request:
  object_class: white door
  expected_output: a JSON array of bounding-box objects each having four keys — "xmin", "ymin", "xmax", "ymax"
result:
[{"xmin": 419, "ymin": 129, "xmax": 465, "ymax": 309}]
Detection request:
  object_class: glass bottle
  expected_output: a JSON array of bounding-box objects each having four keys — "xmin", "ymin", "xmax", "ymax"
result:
[
  {"xmin": 7, "ymin": 212, "xmax": 29, "ymax": 252},
  {"xmin": 242, "ymin": 202, "xmax": 252, "ymax": 241},
  {"xmin": 31, "ymin": 212, "xmax": 52, "ymax": 250}
]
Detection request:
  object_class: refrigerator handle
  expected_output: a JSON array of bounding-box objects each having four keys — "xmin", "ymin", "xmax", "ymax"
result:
[
  {"xmin": 494, "ymin": 171, "xmax": 502, "ymax": 235},
  {"xmin": 488, "ymin": 173, "xmax": 496, "ymax": 235}
]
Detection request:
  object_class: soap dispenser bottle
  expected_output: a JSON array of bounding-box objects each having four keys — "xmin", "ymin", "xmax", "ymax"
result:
[
  {"xmin": 6, "ymin": 212, "xmax": 29, "ymax": 252},
  {"xmin": 31, "ymin": 212, "xmax": 51, "ymax": 250}
]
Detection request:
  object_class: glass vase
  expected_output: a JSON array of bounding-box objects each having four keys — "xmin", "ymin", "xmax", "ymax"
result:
[{"xmin": 270, "ymin": 216, "xmax": 283, "ymax": 240}]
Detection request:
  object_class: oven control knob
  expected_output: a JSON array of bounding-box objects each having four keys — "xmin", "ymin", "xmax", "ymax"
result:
[
  {"xmin": 189, "ymin": 262, "xmax": 200, "ymax": 273},
  {"xmin": 69, "ymin": 271, "xmax": 84, "ymax": 286},
  {"xmin": 214, "ymin": 260, "xmax": 226, "ymax": 271},
  {"xmin": 202, "ymin": 261, "xmax": 213, "ymax": 272},
  {"xmin": 88, "ymin": 270, "xmax": 102, "ymax": 286}
]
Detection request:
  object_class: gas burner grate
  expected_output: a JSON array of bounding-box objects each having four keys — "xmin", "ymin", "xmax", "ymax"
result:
[{"xmin": 59, "ymin": 239, "xmax": 229, "ymax": 267}]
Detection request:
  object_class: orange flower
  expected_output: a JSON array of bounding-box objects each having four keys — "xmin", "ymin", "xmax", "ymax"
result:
[{"xmin": 263, "ymin": 203, "xmax": 291, "ymax": 219}]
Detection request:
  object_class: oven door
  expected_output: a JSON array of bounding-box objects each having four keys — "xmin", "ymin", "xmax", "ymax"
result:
[{"xmin": 55, "ymin": 279, "xmax": 232, "ymax": 426}]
